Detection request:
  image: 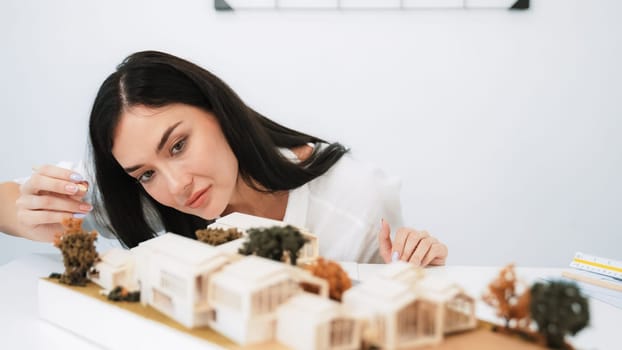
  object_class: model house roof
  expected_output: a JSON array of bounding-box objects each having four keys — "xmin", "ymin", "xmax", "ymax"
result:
[
  {"xmin": 135, "ymin": 233, "xmax": 227, "ymax": 266},
  {"xmin": 98, "ymin": 248, "xmax": 133, "ymax": 268},
  {"xmin": 379, "ymin": 261, "xmax": 424, "ymax": 285},
  {"xmin": 219, "ymin": 256, "xmax": 291, "ymax": 283},
  {"xmin": 344, "ymin": 278, "xmax": 416, "ymax": 314},
  {"xmin": 416, "ymin": 277, "xmax": 471, "ymax": 303},
  {"xmin": 212, "ymin": 212, "xmax": 288, "ymax": 231},
  {"xmin": 277, "ymin": 293, "xmax": 343, "ymax": 326},
  {"xmin": 281, "ymin": 293, "xmax": 338, "ymax": 315},
  {"xmin": 358, "ymin": 278, "xmax": 412, "ymax": 299}
]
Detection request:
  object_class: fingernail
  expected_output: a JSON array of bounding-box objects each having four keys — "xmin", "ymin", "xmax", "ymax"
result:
[
  {"xmin": 79, "ymin": 204, "xmax": 93, "ymax": 212},
  {"xmin": 77, "ymin": 184, "xmax": 88, "ymax": 192},
  {"xmin": 73, "ymin": 213, "xmax": 87, "ymax": 219},
  {"xmin": 391, "ymin": 251, "xmax": 400, "ymax": 262},
  {"xmin": 70, "ymin": 173, "xmax": 84, "ymax": 182},
  {"xmin": 65, "ymin": 184, "xmax": 78, "ymax": 193}
]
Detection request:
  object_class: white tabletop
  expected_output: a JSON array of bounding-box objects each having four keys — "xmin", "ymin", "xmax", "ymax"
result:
[{"xmin": 1, "ymin": 254, "xmax": 619, "ymax": 350}]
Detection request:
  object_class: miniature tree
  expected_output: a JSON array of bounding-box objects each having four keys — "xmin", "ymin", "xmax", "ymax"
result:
[
  {"xmin": 530, "ymin": 280, "xmax": 589, "ymax": 349},
  {"xmin": 53, "ymin": 218, "xmax": 99, "ymax": 286},
  {"xmin": 302, "ymin": 257, "xmax": 352, "ymax": 301},
  {"xmin": 280, "ymin": 227, "xmax": 309, "ymax": 266},
  {"xmin": 195, "ymin": 227, "xmax": 242, "ymax": 246},
  {"xmin": 238, "ymin": 225, "xmax": 308, "ymax": 265},
  {"xmin": 482, "ymin": 264, "xmax": 531, "ymax": 330},
  {"xmin": 107, "ymin": 286, "xmax": 141, "ymax": 302}
]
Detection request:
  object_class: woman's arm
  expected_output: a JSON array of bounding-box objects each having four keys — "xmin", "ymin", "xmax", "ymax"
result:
[{"xmin": 0, "ymin": 181, "xmax": 22, "ymax": 236}]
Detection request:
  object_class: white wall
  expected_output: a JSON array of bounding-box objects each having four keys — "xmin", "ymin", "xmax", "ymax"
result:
[{"xmin": 1, "ymin": 0, "xmax": 620, "ymax": 266}]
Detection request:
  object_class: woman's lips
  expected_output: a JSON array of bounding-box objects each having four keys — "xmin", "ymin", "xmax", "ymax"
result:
[{"xmin": 186, "ymin": 187, "xmax": 209, "ymax": 208}]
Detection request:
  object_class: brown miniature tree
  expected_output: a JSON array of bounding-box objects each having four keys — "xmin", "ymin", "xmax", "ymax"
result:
[
  {"xmin": 302, "ymin": 257, "xmax": 352, "ymax": 301},
  {"xmin": 530, "ymin": 280, "xmax": 589, "ymax": 349},
  {"xmin": 53, "ymin": 218, "xmax": 99, "ymax": 286},
  {"xmin": 482, "ymin": 264, "xmax": 531, "ymax": 330},
  {"xmin": 195, "ymin": 227, "xmax": 242, "ymax": 246},
  {"xmin": 238, "ymin": 225, "xmax": 308, "ymax": 265}
]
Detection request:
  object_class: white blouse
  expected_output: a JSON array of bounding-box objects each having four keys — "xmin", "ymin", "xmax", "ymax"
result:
[{"xmin": 282, "ymin": 150, "xmax": 403, "ymax": 263}]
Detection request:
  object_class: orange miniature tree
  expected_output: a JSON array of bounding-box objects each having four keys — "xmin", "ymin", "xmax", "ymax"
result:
[
  {"xmin": 53, "ymin": 218, "xmax": 99, "ymax": 286},
  {"xmin": 302, "ymin": 257, "xmax": 352, "ymax": 301},
  {"xmin": 482, "ymin": 264, "xmax": 531, "ymax": 330}
]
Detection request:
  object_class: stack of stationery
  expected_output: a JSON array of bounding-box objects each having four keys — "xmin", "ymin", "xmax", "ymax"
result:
[{"xmin": 561, "ymin": 252, "xmax": 622, "ymax": 309}]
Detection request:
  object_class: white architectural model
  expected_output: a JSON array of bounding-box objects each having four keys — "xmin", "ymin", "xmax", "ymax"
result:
[
  {"xmin": 343, "ymin": 277, "xmax": 439, "ymax": 349},
  {"xmin": 132, "ymin": 233, "xmax": 234, "ymax": 328},
  {"xmin": 83, "ymin": 212, "xmax": 476, "ymax": 349},
  {"xmin": 415, "ymin": 277, "xmax": 477, "ymax": 335},
  {"xmin": 207, "ymin": 256, "xmax": 328, "ymax": 345},
  {"xmin": 89, "ymin": 247, "xmax": 137, "ymax": 291},
  {"xmin": 378, "ymin": 261, "xmax": 477, "ymax": 333},
  {"xmin": 377, "ymin": 260, "xmax": 425, "ymax": 285},
  {"xmin": 342, "ymin": 262, "xmax": 477, "ymax": 349},
  {"xmin": 276, "ymin": 293, "xmax": 361, "ymax": 350}
]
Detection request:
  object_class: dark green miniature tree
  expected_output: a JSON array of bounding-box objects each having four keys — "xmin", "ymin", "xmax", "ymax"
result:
[
  {"xmin": 280, "ymin": 227, "xmax": 309, "ymax": 266},
  {"xmin": 530, "ymin": 280, "xmax": 590, "ymax": 349},
  {"xmin": 238, "ymin": 225, "xmax": 308, "ymax": 265}
]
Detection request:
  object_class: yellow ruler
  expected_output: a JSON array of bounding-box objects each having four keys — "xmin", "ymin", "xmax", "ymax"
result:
[{"xmin": 569, "ymin": 252, "xmax": 622, "ymax": 281}]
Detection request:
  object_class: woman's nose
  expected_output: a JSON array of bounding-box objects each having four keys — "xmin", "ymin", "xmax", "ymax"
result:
[{"xmin": 163, "ymin": 167, "xmax": 192, "ymax": 196}]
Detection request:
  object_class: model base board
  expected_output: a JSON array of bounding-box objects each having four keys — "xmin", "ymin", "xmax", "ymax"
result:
[{"xmin": 38, "ymin": 278, "xmax": 547, "ymax": 350}]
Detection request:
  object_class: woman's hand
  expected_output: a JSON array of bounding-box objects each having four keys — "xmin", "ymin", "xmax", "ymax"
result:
[
  {"xmin": 378, "ymin": 219, "xmax": 448, "ymax": 266},
  {"xmin": 15, "ymin": 165, "xmax": 91, "ymax": 242}
]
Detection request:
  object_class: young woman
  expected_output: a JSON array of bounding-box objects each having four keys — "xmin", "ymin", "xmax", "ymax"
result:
[{"xmin": 0, "ymin": 51, "xmax": 447, "ymax": 265}]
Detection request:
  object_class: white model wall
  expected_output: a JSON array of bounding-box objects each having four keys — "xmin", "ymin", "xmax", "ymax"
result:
[{"xmin": 1, "ymin": 0, "xmax": 620, "ymax": 266}]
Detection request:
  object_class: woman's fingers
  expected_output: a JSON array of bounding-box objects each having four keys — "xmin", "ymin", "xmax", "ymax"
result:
[
  {"xmin": 399, "ymin": 230, "xmax": 430, "ymax": 263},
  {"xmin": 391, "ymin": 227, "xmax": 410, "ymax": 260},
  {"xmin": 21, "ymin": 165, "xmax": 87, "ymax": 197},
  {"xmin": 422, "ymin": 242, "xmax": 448, "ymax": 266},
  {"xmin": 379, "ymin": 223, "xmax": 448, "ymax": 267},
  {"xmin": 33, "ymin": 164, "xmax": 85, "ymax": 183},
  {"xmin": 17, "ymin": 209, "xmax": 74, "ymax": 228},
  {"xmin": 377, "ymin": 219, "xmax": 393, "ymax": 263},
  {"xmin": 392, "ymin": 227, "xmax": 447, "ymax": 267},
  {"xmin": 16, "ymin": 193, "xmax": 92, "ymax": 214}
]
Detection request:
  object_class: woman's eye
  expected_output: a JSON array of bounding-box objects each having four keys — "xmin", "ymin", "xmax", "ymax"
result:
[
  {"xmin": 171, "ymin": 139, "xmax": 186, "ymax": 155},
  {"xmin": 137, "ymin": 170, "xmax": 154, "ymax": 183}
]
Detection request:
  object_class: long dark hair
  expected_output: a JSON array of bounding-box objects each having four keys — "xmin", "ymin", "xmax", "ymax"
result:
[{"xmin": 88, "ymin": 51, "xmax": 347, "ymax": 248}]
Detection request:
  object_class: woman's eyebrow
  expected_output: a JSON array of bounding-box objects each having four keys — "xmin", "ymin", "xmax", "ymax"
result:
[
  {"xmin": 156, "ymin": 121, "xmax": 183, "ymax": 153},
  {"xmin": 123, "ymin": 121, "xmax": 183, "ymax": 173}
]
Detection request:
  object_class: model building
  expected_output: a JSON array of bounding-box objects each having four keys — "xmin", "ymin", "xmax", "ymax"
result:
[
  {"xmin": 276, "ymin": 293, "xmax": 361, "ymax": 350},
  {"xmin": 73, "ymin": 212, "xmax": 483, "ymax": 349},
  {"xmin": 207, "ymin": 255, "xmax": 328, "ymax": 345},
  {"xmin": 89, "ymin": 247, "xmax": 136, "ymax": 291},
  {"xmin": 342, "ymin": 262, "xmax": 476, "ymax": 349},
  {"xmin": 132, "ymin": 233, "xmax": 235, "ymax": 328}
]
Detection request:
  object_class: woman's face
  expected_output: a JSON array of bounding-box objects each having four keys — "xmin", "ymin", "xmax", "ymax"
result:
[{"xmin": 112, "ymin": 103, "xmax": 239, "ymax": 220}]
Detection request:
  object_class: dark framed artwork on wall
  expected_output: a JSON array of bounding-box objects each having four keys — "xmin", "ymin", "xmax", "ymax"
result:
[{"xmin": 215, "ymin": 0, "xmax": 529, "ymax": 11}]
